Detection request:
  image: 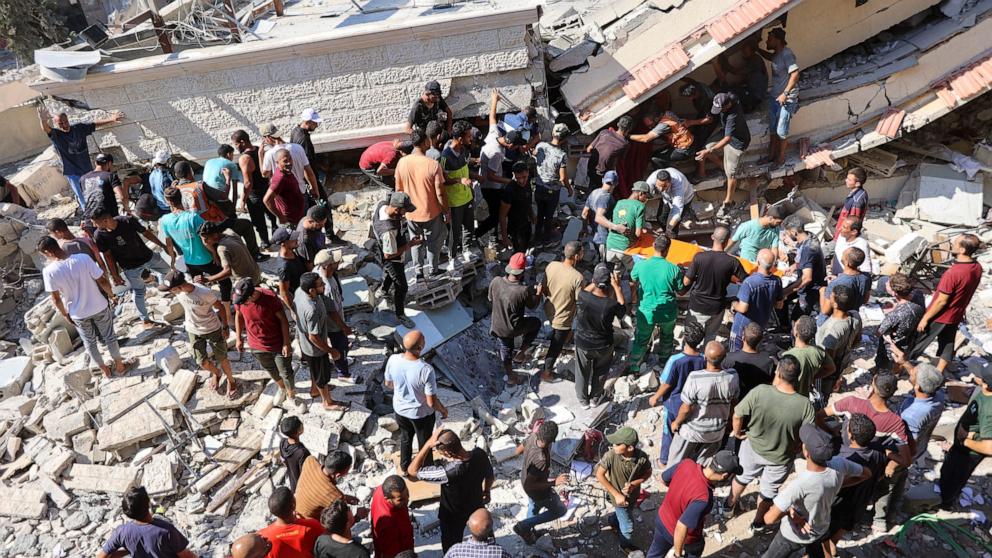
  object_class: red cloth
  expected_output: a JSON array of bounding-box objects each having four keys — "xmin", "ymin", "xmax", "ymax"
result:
[
  {"xmin": 615, "ymin": 119, "xmax": 653, "ymax": 200},
  {"xmin": 658, "ymin": 460, "xmax": 711, "ymax": 546},
  {"xmin": 257, "ymin": 517, "xmax": 322, "ymax": 558},
  {"xmin": 235, "ymin": 288, "xmax": 286, "ymax": 353},
  {"xmin": 932, "ymin": 261, "xmax": 983, "ymax": 325},
  {"xmin": 370, "ymin": 485, "xmax": 414, "ymax": 558},
  {"xmin": 360, "ymin": 141, "xmax": 401, "ymax": 171},
  {"xmin": 268, "ymin": 169, "xmax": 306, "ymax": 225}
]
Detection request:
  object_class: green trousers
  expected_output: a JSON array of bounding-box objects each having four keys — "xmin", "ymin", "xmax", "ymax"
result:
[{"xmin": 629, "ymin": 305, "xmax": 677, "ymax": 373}]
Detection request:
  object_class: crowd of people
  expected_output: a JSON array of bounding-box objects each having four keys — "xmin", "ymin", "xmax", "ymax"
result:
[{"xmin": 30, "ymin": 25, "xmax": 992, "ymax": 558}]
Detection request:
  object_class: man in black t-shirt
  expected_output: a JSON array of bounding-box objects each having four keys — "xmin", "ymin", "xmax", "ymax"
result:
[
  {"xmin": 81, "ymin": 153, "xmax": 127, "ymax": 217},
  {"xmin": 406, "ymin": 80, "xmax": 453, "ymax": 134},
  {"xmin": 407, "ymin": 429, "xmax": 495, "ymax": 554},
  {"xmin": 499, "ymin": 161, "xmax": 535, "ymax": 252},
  {"xmin": 684, "ymin": 225, "xmax": 747, "ymax": 341},
  {"xmin": 488, "ymin": 253, "xmax": 542, "ymax": 386},
  {"xmin": 271, "ymin": 227, "xmax": 307, "ymax": 311},
  {"xmin": 694, "ymin": 92, "xmax": 752, "ymax": 215},
  {"xmin": 782, "ymin": 215, "xmax": 827, "ymax": 319},
  {"xmin": 723, "ymin": 322, "xmax": 776, "ymax": 402},
  {"xmin": 574, "ymin": 264, "xmax": 626, "ymax": 407},
  {"xmin": 514, "ymin": 421, "xmax": 568, "ymax": 543}
]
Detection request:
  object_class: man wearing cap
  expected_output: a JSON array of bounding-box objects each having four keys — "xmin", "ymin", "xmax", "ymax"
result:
[
  {"xmin": 938, "ymin": 361, "xmax": 992, "ymax": 511},
  {"xmin": 541, "ymin": 241, "xmax": 585, "ymax": 382},
  {"xmin": 233, "ymin": 277, "xmax": 298, "ymax": 405},
  {"xmin": 440, "ymin": 120, "xmax": 481, "ymax": 262},
  {"xmin": 295, "ymin": 205, "xmax": 329, "ymax": 264},
  {"xmin": 761, "ymin": 424, "xmax": 869, "ymax": 558},
  {"xmin": 159, "ymin": 270, "xmax": 239, "ymax": 398},
  {"xmin": 694, "ymin": 92, "xmax": 751, "ymax": 216},
  {"xmin": 585, "ymin": 116, "xmax": 633, "ymax": 193},
  {"xmin": 81, "ymin": 153, "xmax": 128, "ymax": 217},
  {"xmin": 38, "ymin": 236, "xmax": 136, "ymax": 379},
  {"xmin": 270, "ymin": 227, "xmax": 307, "ymax": 311},
  {"xmin": 371, "ymin": 192, "xmax": 421, "ymax": 328},
  {"xmin": 197, "ymin": 221, "xmax": 262, "ymax": 288},
  {"xmin": 532, "ymin": 123, "xmax": 573, "ymax": 246},
  {"xmin": 37, "ymin": 104, "xmax": 125, "ymax": 210},
  {"xmin": 677, "ymin": 81, "xmax": 717, "ymax": 148},
  {"xmin": 582, "ymin": 170, "xmax": 625, "ymax": 259},
  {"xmin": 360, "ymin": 138, "xmax": 412, "ymax": 190},
  {"xmin": 498, "ymin": 161, "xmax": 535, "ymax": 252},
  {"xmin": 290, "ymin": 109, "xmax": 341, "ymax": 245},
  {"xmin": 630, "ymin": 234, "xmax": 686, "ymax": 373},
  {"xmin": 395, "ymin": 129, "xmax": 448, "ymax": 279},
  {"xmin": 489, "ymin": 253, "xmax": 543, "ymax": 386},
  {"xmin": 148, "ymin": 150, "xmax": 173, "ymax": 213},
  {"xmin": 629, "ymin": 109, "xmax": 697, "ymax": 170},
  {"xmin": 726, "ymin": 355, "xmax": 815, "ymax": 529},
  {"xmin": 294, "ymin": 272, "xmax": 348, "ymax": 410},
  {"xmin": 90, "ymin": 207, "xmax": 174, "ymax": 329},
  {"xmin": 574, "ymin": 264, "xmax": 626, "ymax": 407},
  {"xmin": 648, "ymin": 450, "xmax": 742, "ymax": 558},
  {"xmin": 407, "ymin": 80, "xmax": 453, "ymax": 135},
  {"xmin": 291, "ymin": 108, "xmax": 322, "ymax": 165},
  {"xmin": 648, "ymin": 167, "xmax": 694, "ymax": 236},
  {"xmin": 727, "ymin": 206, "xmax": 784, "ymax": 262},
  {"xmin": 314, "ymin": 248, "xmax": 351, "ymax": 378},
  {"xmin": 232, "ymin": 130, "xmax": 276, "ymax": 247},
  {"xmin": 668, "ymin": 342, "xmax": 739, "ymax": 465},
  {"xmin": 605, "ymin": 181, "xmax": 649, "ymax": 274},
  {"xmin": 596, "ymin": 426, "xmax": 652, "ymax": 554},
  {"xmin": 757, "ymin": 28, "xmax": 800, "ymax": 168}
]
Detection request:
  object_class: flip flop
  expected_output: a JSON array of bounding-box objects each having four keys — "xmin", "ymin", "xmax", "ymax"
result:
[
  {"xmin": 513, "ymin": 350, "xmax": 531, "ymax": 364},
  {"xmin": 322, "ymin": 401, "xmax": 350, "ymax": 412},
  {"xmin": 226, "ymin": 384, "xmax": 240, "ymax": 400},
  {"xmin": 209, "ymin": 375, "xmax": 220, "ymax": 391}
]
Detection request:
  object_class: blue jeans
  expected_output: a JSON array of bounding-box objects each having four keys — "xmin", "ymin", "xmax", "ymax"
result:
[
  {"xmin": 660, "ymin": 400, "xmax": 679, "ymax": 465},
  {"xmin": 122, "ymin": 254, "xmax": 171, "ymax": 321},
  {"xmin": 66, "ymin": 175, "xmax": 84, "ymax": 209},
  {"xmin": 517, "ymin": 493, "xmax": 566, "ymax": 532},
  {"xmin": 608, "ymin": 503, "xmax": 636, "ymax": 548},
  {"xmin": 768, "ymin": 98, "xmax": 798, "ymax": 139},
  {"xmin": 647, "ymin": 515, "xmax": 704, "ymax": 558}
]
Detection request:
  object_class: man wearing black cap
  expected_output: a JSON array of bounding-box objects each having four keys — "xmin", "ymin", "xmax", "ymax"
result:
[
  {"xmin": 574, "ymin": 264, "xmax": 626, "ymax": 407},
  {"xmin": 694, "ymin": 91, "xmax": 751, "ymax": 217},
  {"xmin": 159, "ymin": 270, "xmax": 238, "ymax": 398},
  {"xmin": 761, "ymin": 424, "xmax": 870, "ymax": 558},
  {"xmin": 270, "ymin": 227, "xmax": 307, "ymax": 311},
  {"xmin": 499, "ymin": 161, "xmax": 535, "ymax": 252},
  {"xmin": 81, "ymin": 153, "xmax": 128, "ymax": 217},
  {"xmin": 295, "ymin": 205, "xmax": 328, "ymax": 264},
  {"xmin": 406, "ymin": 80, "xmax": 453, "ymax": 134},
  {"xmin": 648, "ymin": 450, "xmax": 742, "ymax": 558},
  {"xmin": 233, "ymin": 278, "xmax": 299, "ymax": 406},
  {"xmin": 371, "ymin": 192, "xmax": 421, "ymax": 328}
]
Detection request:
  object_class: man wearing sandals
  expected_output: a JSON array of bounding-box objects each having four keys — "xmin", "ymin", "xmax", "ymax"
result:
[
  {"xmin": 39, "ymin": 236, "xmax": 137, "ymax": 379},
  {"xmin": 158, "ymin": 270, "xmax": 239, "ymax": 399}
]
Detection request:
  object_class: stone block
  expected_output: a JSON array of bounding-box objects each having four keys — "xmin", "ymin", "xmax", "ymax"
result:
[
  {"xmin": 0, "ymin": 356, "xmax": 34, "ymax": 402},
  {"xmin": 154, "ymin": 345, "xmax": 183, "ymax": 375},
  {"xmin": 490, "ymin": 435, "xmax": 518, "ymax": 463},
  {"xmin": 44, "ymin": 410, "xmax": 90, "ymax": 442},
  {"xmin": 41, "ymin": 446, "xmax": 76, "ymax": 478},
  {"xmin": 520, "ymin": 396, "xmax": 545, "ymax": 426},
  {"xmin": 38, "ymin": 474, "xmax": 73, "ymax": 508},
  {"xmin": 97, "ymin": 406, "xmax": 177, "ymax": 451},
  {"xmin": 338, "ymin": 403, "xmax": 373, "ymax": 436},
  {"xmin": 162, "ymin": 300, "xmax": 185, "ymax": 322},
  {"xmin": 143, "ymin": 453, "xmax": 177, "ymax": 497},
  {"xmin": 884, "ymin": 233, "xmax": 927, "ymax": 264},
  {"xmin": 48, "ymin": 327, "xmax": 75, "ymax": 360},
  {"xmin": 377, "ymin": 415, "xmax": 399, "ymax": 433},
  {"xmin": 916, "ymin": 163, "xmax": 983, "ymax": 226},
  {"xmin": 64, "ymin": 464, "xmax": 138, "ymax": 494},
  {"xmin": 156, "ymin": 369, "xmax": 197, "ymax": 409},
  {"xmin": 300, "ymin": 422, "xmax": 342, "ymax": 457},
  {"xmin": 903, "ymin": 482, "xmax": 941, "ymax": 514},
  {"xmin": 5, "ymin": 436, "xmax": 21, "ymax": 460},
  {"xmin": 0, "ymin": 395, "xmax": 36, "ymax": 420},
  {"xmin": 0, "ymin": 487, "xmax": 47, "ymax": 518}
]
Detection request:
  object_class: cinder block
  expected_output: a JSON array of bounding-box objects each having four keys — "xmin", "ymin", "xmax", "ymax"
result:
[
  {"xmin": 0, "ymin": 487, "xmax": 47, "ymax": 518},
  {"xmin": 63, "ymin": 463, "xmax": 137, "ymax": 494},
  {"xmin": 48, "ymin": 327, "xmax": 74, "ymax": 360}
]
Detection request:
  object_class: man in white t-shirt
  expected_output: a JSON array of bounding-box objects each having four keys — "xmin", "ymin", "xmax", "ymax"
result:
[
  {"xmin": 39, "ymin": 236, "xmax": 135, "ymax": 378},
  {"xmin": 261, "ymin": 140, "xmax": 319, "ymax": 199},
  {"xmin": 832, "ymin": 216, "xmax": 873, "ymax": 275},
  {"xmin": 158, "ymin": 270, "xmax": 238, "ymax": 398}
]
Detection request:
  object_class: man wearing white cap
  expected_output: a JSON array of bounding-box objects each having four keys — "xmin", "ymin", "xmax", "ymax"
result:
[
  {"xmin": 148, "ymin": 150, "xmax": 173, "ymax": 213},
  {"xmin": 291, "ymin": 108, "xmax": 344, "ymax": 245}
]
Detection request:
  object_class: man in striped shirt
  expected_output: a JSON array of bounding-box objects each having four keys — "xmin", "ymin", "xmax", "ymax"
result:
[
  {"xmin": 835, "ymin": 167, "xmax": 868, "ymax": 240},
  {"xmin": 668, "ymin": 341, "xmax": 740, "ymax": 465}
]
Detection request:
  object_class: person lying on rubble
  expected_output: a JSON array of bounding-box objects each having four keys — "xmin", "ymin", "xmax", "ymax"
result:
[{"xmin": 98, "ymin": 486, "xmax": 198, "ymax": 558}]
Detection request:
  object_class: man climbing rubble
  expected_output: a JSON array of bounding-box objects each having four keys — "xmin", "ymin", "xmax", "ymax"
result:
[{"xmin": 371, "ymin": 192, "xmax": 421, "ymax": 329}]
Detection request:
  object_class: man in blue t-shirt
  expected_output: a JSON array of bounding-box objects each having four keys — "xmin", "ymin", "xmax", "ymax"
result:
[
  {"xmin": 202, "ymin": 144, "xmax": 243, "ymax": 201},
  {"xmin": 730, "ymin": 249, "xmax": 784, "ymax": 352},
  {"xmin": 159, "ymin": 187, "xmax": 233, "ymax": 307},
  {"xmin": 98, "ymin": 486, "xmax": 195, "ymax": 558},
  {"xmin": 647, "ymin": 322, "xmax": 707, "ymax": 466},
  {"xmin": 582, "ymin": 170, "xmax": 624, "ymax": 260}
]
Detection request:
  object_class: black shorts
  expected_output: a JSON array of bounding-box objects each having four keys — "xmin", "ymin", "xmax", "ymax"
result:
[
  {"xmin": 910, "ymin": 321, "xmax": 958, "ymax": 362},
  {"xmin": 303, "ymin": 353, "xmax": 333, "ymax": 388}
]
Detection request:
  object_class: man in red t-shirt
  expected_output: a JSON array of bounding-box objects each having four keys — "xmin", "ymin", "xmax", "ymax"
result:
[
  {"xmin": 360, "ymin": 139, "xmax": 412, "ymax": 189},
  {"xmin": 370, "ymin": 475, "xmax": 414, "ymax": 558},
  {"xmin": 264, "ymin": 149, "xmax": 306, "ymax": 227},
  {"xmin": 257, "ymin": 487, "xmax": 323, "ymax": 558},
  {"xmin": 232, "ymin": 278, "xmax": 301, "ymax": 409},
  {"xmin": 648, "ymin": 450, "xmax": 741, "ymax": 558},
  {"xmin": 911, "ymin": 233, "xmax": 984, "ymax": 372}
]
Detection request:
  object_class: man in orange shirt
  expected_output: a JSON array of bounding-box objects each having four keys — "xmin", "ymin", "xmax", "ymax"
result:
[
  {"xmin": 257, "ymin": 487, "xmax": 323, "ymax": 557},
  {"xmin": 395, "ymin": 129, "xmax": 448, "ymax": 280}
]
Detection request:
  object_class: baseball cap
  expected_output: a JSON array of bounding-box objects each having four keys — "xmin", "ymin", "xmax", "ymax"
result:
[
  {"xmin": 505, "ymin": 252, "xmax": 527, "ymax": 275},
  {"xmin": 232, "ymin": 277, "xmax": 255, "ymax": 305},
  {"xmin": 654, "ymin": 170, "xmax": 671, "ymax": 182},
  {"xmin": 260, "ymin": 123, "xmax": 278, "ymax": 137},
  {"xmin": 800, "ymin": 424, "xmax": 834, "ymax": 465},
  {"xmin": 915, "ymin": 363, "xmax": 944, "ymax": 395},
  {"xmin": 389, "ymin": 192, "xmax": 416, "ymax": 212},
  {"xmin": 156, "ymin": 269, "xmax": 187, "ymax": 291},
  {"xmin": 632, "ymin": 180, "xmax": 651, "ymax": 193},
  {"xmin": 710, "ymin": 450, "xmax": 743, "ymax": 475},
  {"xmin": 424, "ymin": 80, "xmax": 442, "ymax": 94},
  {"xmin": 511, "ymin": 160, "xmax": 528, "ymax": 173},
  {"xmin": 300, "ymin": 108, "xmax": 322, "ymax": 123},
  {"xmin": 270, "ymin": 227, "xmax": 300, "ymax": 245},
  {"xmin": 95, "ymin": 152, "xmax": 113, "ymax": 165},
  {"xmin": 606, "ymin": 426, "xmax": 639, "ymax": 446},
  {"xmin": 314, "ymin": 248, "xmax": 343, "ymax": 267},
  {"xmin": 152, "ymin": 150, "xmax": 170, "ymax": 165},
  {"xmin": 552, "ymin": 123, "xmax": 570, "ymax": 138},
  {"xmin": 711, "ymin": 92, "xmax": 732, "ymax": 114},
  {"xmin": 307, "ymin": 204, "xmax": 329, "ymax": 222},
  {"xmin": 592, "ymin": 264, "xmax": 611, "ymax": 288},
  {"xmin": 506, "ymin": 130, "xmax": 527, "ymax": 146},
  {"xmin": 603, "ymin": 170, "xmax": 619, "ymax": 185}
]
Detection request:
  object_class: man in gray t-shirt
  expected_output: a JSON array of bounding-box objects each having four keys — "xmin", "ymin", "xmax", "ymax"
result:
[
  {"xmin": 760, "ymin": 27, "xmax": 801, "ymax": 167},
  {"xmin": 384, "ymin": 330, "xmax": 448, "ymax": 470},
  {"xmin": 293, "ymin": 273, "xmax": 346, "ymax": 411},
  {"xmin": 669, "ymin": 341, "xmax": 739, "ymax": 464}
]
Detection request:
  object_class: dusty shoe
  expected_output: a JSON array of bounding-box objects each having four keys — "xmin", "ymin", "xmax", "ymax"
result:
[{"xmin": 512, "ymin": 524, "xmax": 539, "ymax": 545}]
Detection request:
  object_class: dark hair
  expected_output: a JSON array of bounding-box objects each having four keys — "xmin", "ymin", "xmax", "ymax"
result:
[
  {"xmin": 279, "ymin": 415, "xmax": 303, "ymax": 437},
  {"xmin": 231, "ymin": 129, "xmax": 250, "ymax": 143},
  {"xmin": 164, "ymin": 186, "xmax": 183, "ymax": 206},
  {"xmin": 794, "ymin": 315, "xmax": 816, "ymax": 343},
  {"xmin": 268, "ymin": 486, "xmax": 295, "ymax": 517},
  {"xmin": 37, "ymin": 235, "xmax": 60, "ymax": 253},
  {"xmin": 299, "ymin": 272, "xmax": 322, "ymax": 294},
  {"xmin": 122, "ymin": 486, "xmax": 151, "ymax": 520},
  {"xmin": 959, "ymin": 233, "xmax": 981, "ymax": 256},
  {"xmin": 846, "ymin": 218, "xmax": 863, "ymax": 234},
  {"xmin": 848, "ymin": 167, "xmax": 867, "ymax": 186},
  {"xmin": 765, "ymin": 205, "xmax": 785, "ymax": 219},
  {"xmin": 874, "ymin": 371, "xmax": 898, "ymax": 399},
  {"xmin": 320, "ymin": 499, "xmax": 351, "ymax": 535},
  {"xmin": 217, "ymin": 144, "xmax": 235, "ymax": 158},
  {"xmin": 617, "ymin": 116, "xmax": 634, "ymax": 133},
  {"xmin": 410, "ymin": 129, "xmax": 428, "ymax": 147},
  {"xmin": 777, "ymin": 354, "xmax": 801, "ymax": 387},
  {"xmin": 435, "ymin": 429, "xmax": 463, "ymax": 453},
  {"xmin": 743, "ymin": 322, "xmax": 764, "ymax": 350},
  {"xmin": 888, "ymin": 273, "xmax": 914, "ymax": 298},
  {"xmin": 832, "ymin": 284, "xmax": 855, "ymax": 313},
  {"xmin": 452, "ymin": 120, "xmax": 472, "ymax": 140},
  {"xmin": 395, "ymin": 552, "xmax": 418, "ymax": 558},
  {"xmin": 425, "ymin": 120, "xmax": 443, "ymax": 139},
  {"xmin": 683, "ymin": 321, "xmax": 705, "ymax": 350},
  {"xmin": 173, "ymin": 160, "xmax": 193, "ymax": 179},
  {"xmin": 653, "ymin": 234, "xmax": 671, "ymax": 255},
  {"xmin": 87, "ymin": 205, "xmax": 115, "ymax": 220},
  {"xmin": 847, "ymin": 413, "xmax": 876, "ymax": 447},
  {"xmin": 322, "ymin": 450, "xmax": 353, "ymax": 474},
  {"xmin": 198, "ymin": 221, "xmax": 224, "ymax": 237},
  {"xmin": 844, "ymin": 247, "xmax": 866, "ymax": 270},
  {"xmin": 382, "ymin": 475, "xmax": 406, "ymax": 498},
  {"xmin": 781, "ymin": 214, "xmax": 807, "ymax": 233},
  {"xmin": 46, "ymin": 218, "xmax": 69, "ymax": 233},
  {"xmin": 537, "ymin": 420, "xmax": 559, "ymax": 445}
]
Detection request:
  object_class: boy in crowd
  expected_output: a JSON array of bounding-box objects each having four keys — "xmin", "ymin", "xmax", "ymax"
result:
[
  {"xmin": 513, "ymin": 421, "xmax": 568, "ymax": 544},
  {"xmin": 279, "ymin": 416, "xmax": 311, "ymax": 492},
  {"xmin": 596, "ymin": 427, "xmax": 652, "ymax": 555}
]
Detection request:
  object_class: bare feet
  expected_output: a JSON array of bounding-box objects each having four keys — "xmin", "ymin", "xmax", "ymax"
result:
[
  {"xmin": 209, "ymin": 374, "xmax": 220, "ymax": 392},
  {"xmin": 321, "ymin": 400, "xmax": 350, "ymax": 412}
]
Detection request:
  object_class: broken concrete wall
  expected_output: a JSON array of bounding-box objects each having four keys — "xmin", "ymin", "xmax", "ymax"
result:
[
  {"xmin": 786, "ymin": 0, "xmax": 941, "ymax": 70},
  {"xmin": 0, "ymin": 105, "xmax": 51, "ymax": 165}
]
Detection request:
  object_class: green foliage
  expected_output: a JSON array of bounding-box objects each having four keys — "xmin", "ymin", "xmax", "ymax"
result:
[{"xmin": 0, "ymin": 0, "xmax": 68, "ymax": 63}]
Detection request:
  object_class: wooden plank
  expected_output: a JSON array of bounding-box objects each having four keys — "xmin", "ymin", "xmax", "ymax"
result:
[
  {"xmin": 388, "ymin": 453, "xmax": 440, "ymax": 503},
  {"xmin": 207, "ymin": 457, "xmax": 270, "ymax": 513},
  {"xmin": 194, "ymin": 430, "xmax": 263, "ymax": 493}
]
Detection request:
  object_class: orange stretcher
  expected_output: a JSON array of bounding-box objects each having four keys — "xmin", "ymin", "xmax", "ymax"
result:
[{"xmin": 623, "ymin": 234, "xmax": 782, "ymax": 276}]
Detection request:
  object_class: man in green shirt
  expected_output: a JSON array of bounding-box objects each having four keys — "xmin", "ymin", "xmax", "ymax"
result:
[
  {"xmin": 605, "ymin": 181, "xmax": 650, "ymax": 274},
  {"xmin": 629, "ymin": 234, "xmax": 686, "ymax": 372},
  {"xmin": 939, "ymin": 365, "xmax": 992, "ymax": 509},
  {"xmin": 726, "ymin": 205, "xmax": 785, "ymax": 262},
  {"xmin": 595, "ymin": 427, "xmax": 651, "ymax": 554},
  {"xmin": 781, "ymin": 315, "xmax": 835, "ymax": 399}
]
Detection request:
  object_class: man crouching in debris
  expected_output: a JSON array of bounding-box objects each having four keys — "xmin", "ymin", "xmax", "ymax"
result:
[
  {"xmin": 98, "ymin": 486, "xmax": 198, "ymax": 558},
  {"xmin": 596, "ymin": 426, "xmax": 652, "ymax": 556},
  {"xmin": 372, "ymin": 192, "xmax": 421, "ymax": 329}
]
